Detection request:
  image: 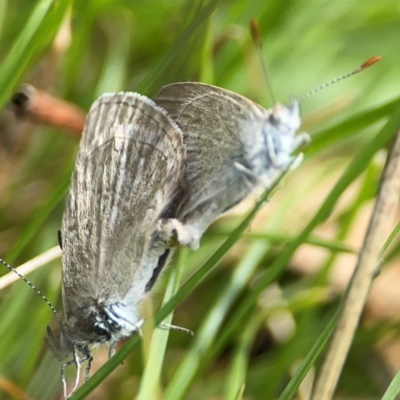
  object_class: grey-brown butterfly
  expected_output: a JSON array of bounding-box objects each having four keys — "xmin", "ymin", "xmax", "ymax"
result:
[
  {"xmin": 155, "ymin": 82, "xmax": 308, "ymax": 247},
  {"xmin": 155, "ymin": 55, "xmax": 381, "ymax": 243},
  {"xmin": 47, "ymin": 92, "xmax": 196, "ymax": 398}
]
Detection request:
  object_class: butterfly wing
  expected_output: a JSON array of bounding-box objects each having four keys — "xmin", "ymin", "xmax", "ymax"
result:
[
  {"xmin": 155, "ymin": 82, "xmax": 299, "ymax": 241},
  {"xmin": 61, "ymin": 92, "xmax": 185, "ymax": 318}
]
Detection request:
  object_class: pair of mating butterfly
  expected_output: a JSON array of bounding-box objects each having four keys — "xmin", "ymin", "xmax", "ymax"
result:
[
  {"xmin": 44, "ymin": 81, "xmax": 305, "ymax": 396},
  {"xmin": 44, "ymin": 54, "xmax": 380, "ymax": 397}
]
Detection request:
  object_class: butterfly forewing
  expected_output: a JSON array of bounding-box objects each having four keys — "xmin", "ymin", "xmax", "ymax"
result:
[{"xmin": 61, "ymin": 92, "xmax": 185, "ymax": 317}]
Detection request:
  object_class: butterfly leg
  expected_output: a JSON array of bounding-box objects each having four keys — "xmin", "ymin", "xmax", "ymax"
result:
[
  {"xmin": 83, "ymin": 350, "xmax": 93, "ymax": 382},
  {"xmin": 233, "ymin": 162, "xmax": 259, "ymax": 186},
  {"xmin": 157, "ymin": 218, "xmax": 200, "ymax": 250},
  {"xmin": 108, "ymin": 340, "xmax": 117, "ymax": 359},
  {"xmin": 292, "ymin": 132, "xmax": 311, "ymax": 150},
  {"xmin": 61, "ymin": 346, "xmax": 82, "ymax": 399}
]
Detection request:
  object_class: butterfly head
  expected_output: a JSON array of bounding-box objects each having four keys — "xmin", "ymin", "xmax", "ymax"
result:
[{"xmin": 269, "ymin": 100, "xmax": 301, "ymax": 134}]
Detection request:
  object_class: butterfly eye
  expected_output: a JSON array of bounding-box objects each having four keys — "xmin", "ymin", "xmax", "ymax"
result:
[
  {"xmin": 268, "ymin": 104, "xmax": 285, "ymax": 126},
  {"xmin": 268, "ymin": 113, "xmax": 278, "ymax": 125},
  {"xmin": 268, "ymin": 102, "xmax": 301, "ymax": 132}
]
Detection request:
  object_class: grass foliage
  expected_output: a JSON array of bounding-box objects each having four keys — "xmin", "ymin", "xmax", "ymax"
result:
[{"xmin": 0, "ymin": 0, "xmax": 400, "ymax": 399}]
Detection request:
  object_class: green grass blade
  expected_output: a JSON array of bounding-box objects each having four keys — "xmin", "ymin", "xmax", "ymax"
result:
[
  {"xmin": 224, "ymin": 315, "xmax": 264, "ymax": 400},
  {"xmin": 308, "ymin": 98, "xmax": 400, "ymax": 156},
  {"xmin": 137, "ymin": 0, "xmax": 220, "ymax": 96},
  {"xmin": 136, "ymin": 249, "xmax": 188, "ymax": 400},
  {"xmin": 0, "ymin": 0, "xmax": 71, "ymax": 109},
  {"xmin": 0, "ymin": 0, "xmax": 6, "ymax": 36},
  {"xmin": 210, "ymin": 230, "xmax": 356, "ymax": 254},
  {"xmin": 379, "ymin": 220, "xmax": 400, "ymax": 259},
  {"xmin": 381, "ymin": 369, "xmax": 400, "ymax": 400},
  {"xmin": 6, "ymin": 175, "xmax": 70, "ymax": 262},
  {"xmin": 278, "ymin": 310, "xmax": 339, "ymax": 400}
]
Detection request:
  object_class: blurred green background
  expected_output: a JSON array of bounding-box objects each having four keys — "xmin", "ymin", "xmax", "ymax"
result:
[{"xmin": 0, "ymin": 0, "xmax": 400, "ymax": 399}]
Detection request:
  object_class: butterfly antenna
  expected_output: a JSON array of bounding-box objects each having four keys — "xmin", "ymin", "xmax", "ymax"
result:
[
  {"xmin": 250, "ymin": 18, "xmax": 276, "ymax": 104},
  {"xmin": 298, "ymin": 56, "xmax": 381, "ymax": 102},
  {"xmin": 0, "ymin": 257, "xmax": 62, "ymax": 326},
  {"xmin": 159, "ymin": 322, "xmax": 194, "ymax": 336}
]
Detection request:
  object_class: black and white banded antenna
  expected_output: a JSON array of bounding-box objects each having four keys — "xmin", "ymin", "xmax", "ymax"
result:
[
  {"xmin": 297, "ymin": 55, "xmax": 382, "ymax": 102},
  {"xmin": 0, "ymin": 257, "xmax": 62, "ymax": 326},
  {"xmin": 250, "ymin": 18, "xmax": 276, "ymax": 105}
]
